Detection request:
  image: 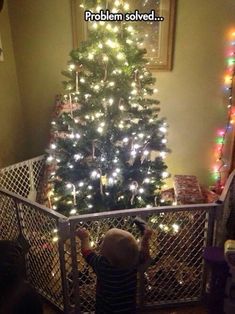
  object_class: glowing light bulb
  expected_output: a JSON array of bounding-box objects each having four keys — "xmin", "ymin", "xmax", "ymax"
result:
[
  {"xmin": 217, "ymin": 130, "xmax": 225, "ymax": 136},
  {"xmin": 98, "ymin": 43, "xmax": 103, "ymax": 48},
  {"xmin": 159, "ymin": 126, "xmax": 167, "ymax": 133},
  {"xmin": 75, "ymin": 134, "xmax": 80, "ymax": 139},
  {"xmin": 126, "ymin": 39, "xmax": 133, "ymax": 44},
  {"xmin": 159, "ymin": 151, "xmax": 167, "ymax": 159},
  {"xmin": 80, "ymin": 77, "xmax": 85, "ymax": 83},
  {"xmin": 70, "ymin": 209, "xmax": 77, "ymax": 215},
  {"xmin": 162, "ymin": 171, "xmax": 169, "ymax": 179},
  {"xmin": 172, "ymin": 224, "xmax": 179, "ymax": 233},
  {"xmin": 117, "ymin": 53, "xmax": 124, "ymax": 60},
  {"xmin": 91, "ymin": 170, "xmax": 98, "ymax": 178},
  {"xmin": 139, "ymin": 188, "xmax": 144, "ymax": 194},
  {"xmin": 47, "ymin": 156, "xmax": 53, "ymax": 162},
  {"xmin": 114, "ymin": 0, "xmax": 120, "ymax": 6},
  {"xmin": 73, "ymin": 154, "xmax": 82, "ymax": 161},
  {"xmin": 124, "ymin": 3, "xmax": 130, "ymax": 10},
  {"xmin": 66, "ymin": 183, "xmax": 72, "ymax": 189},
  {"xmin": 163, "ymin": 225, "xmax": 169, "ymax": 232},
  {"xmin": 69, "ymin": 133, "xmax": 75, "ymax": 139},
  {"xmin": 106, "ymin": 39, "xmax": 116, "ymax": 48},
  {"xmin": 108, "ymin": 177, "xmax": 114, "ymax": 184},
  {"xmin": 68, "ymin": 63, "xmax": 76, "ymax": 71},
  {"xmin": 130, "ymin": 184, "xmax": 136, "ymax": 191},
  {"xmin": 131, "ymin": 89, "xmax": 137, "ymax": 95},
  {"xmin": 88, "ymin": 53, "xmax": 94, "ymax": 60},
  {"xmin": 50, "ymin": 143, "xmax": 56, "ymax": 150},
  {"xmin": 52, "ymin": 236, "xmax": 59, "ymax": 242},
  {"xmin": 113, "ymin": 26, "xmax": 119, "ymax": 33},
  {"xmin": 225, "ymin": 75, "xmax": 232, "ymax": 84}
]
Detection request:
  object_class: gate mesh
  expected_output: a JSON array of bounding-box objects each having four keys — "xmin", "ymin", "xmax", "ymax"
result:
[
  {"xmin": 69, "ymin": 207, "xmax": 209, "ymax": 312},
  {"xmin": 0, "ymin": 193, "xmax": 19, "ymax": 240},
  {"xmin": 144, "ymin": 210, "xmax": 206, "ymax": 305},
  {"xmin": 18, "ymin": 203, "xmax": 64, "ymax": 308},
  {"xmin": 0, "ymin": 189, "xmax": 66, "ymax": 311},
  {"xmin": 0, "ymin": 155, "xmax": 226, "ymax": 313},
  {"xmin": 0, "ymin": 156, "xmax": 45, "ymax": 199}
]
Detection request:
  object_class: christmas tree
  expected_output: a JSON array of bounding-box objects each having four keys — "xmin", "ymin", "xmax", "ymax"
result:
[{"xmin": 43, "ymin": 0, "xmax": 170, "ymax": 216}]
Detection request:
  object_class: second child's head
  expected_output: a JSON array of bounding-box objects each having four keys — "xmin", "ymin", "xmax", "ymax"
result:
[{"xmin": 100, "ymin": 228, "xmax": 139, "ymax": 269}]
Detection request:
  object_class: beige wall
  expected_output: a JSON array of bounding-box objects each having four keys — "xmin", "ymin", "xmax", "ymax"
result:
[
  {"xmin": 8, "ymin": 0, "xmax": 72, "ymax": 159},
  {"xmin": 156, "ymin": 0, "xmax": 235, "ymax": 186},
  {"xmin": 5, "ymin": 0, "xmax": 235, "ymax": 186},
  {"xmin": 0, "ymin": 1, "xmax": 25, "ymax": 167}
]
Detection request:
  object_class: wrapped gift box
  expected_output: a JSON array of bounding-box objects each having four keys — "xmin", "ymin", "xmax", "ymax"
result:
[{"xmin": 173, "ymin": 175, "xmax": 204, "ymax": 204}]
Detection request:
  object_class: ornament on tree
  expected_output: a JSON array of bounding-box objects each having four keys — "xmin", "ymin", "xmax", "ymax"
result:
[
  {"xmin": 57, "ymin": 101, "xmax": 81, "ymax": 117},
  {"xmin": 130, "ymin": 181, "xmax": 139, "ymax": 205}
]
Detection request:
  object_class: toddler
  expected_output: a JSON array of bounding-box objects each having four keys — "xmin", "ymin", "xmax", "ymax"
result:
[{"xmin": 77, "ymin": 226, "xmax": 152, "ymax": 314}]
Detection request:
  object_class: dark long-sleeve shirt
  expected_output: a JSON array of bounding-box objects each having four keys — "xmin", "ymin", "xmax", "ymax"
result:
[{"xmin": 82, "ymin": 249, "xmax": 138, "ymax": 314}]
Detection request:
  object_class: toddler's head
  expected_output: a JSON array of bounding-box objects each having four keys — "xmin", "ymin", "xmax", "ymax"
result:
[{"xmin": 100, "ymin": 228, "xmax": 139, "ymax": 269}]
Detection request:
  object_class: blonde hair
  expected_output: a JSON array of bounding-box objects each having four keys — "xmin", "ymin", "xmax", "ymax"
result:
[{"xmin": 100, "ymin": 228, "xmax": 139, "ymax": 269}]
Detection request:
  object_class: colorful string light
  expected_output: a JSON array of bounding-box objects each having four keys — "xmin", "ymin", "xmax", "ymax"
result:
[{"xmin": 212, "ymin": 30, "xmax": 235, "ymax": 191}]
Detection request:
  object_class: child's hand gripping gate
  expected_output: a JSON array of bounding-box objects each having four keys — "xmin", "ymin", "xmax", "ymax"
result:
[{"xmin": 133, "ymin": 216, "xmax": 147, "ymax": 235}]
